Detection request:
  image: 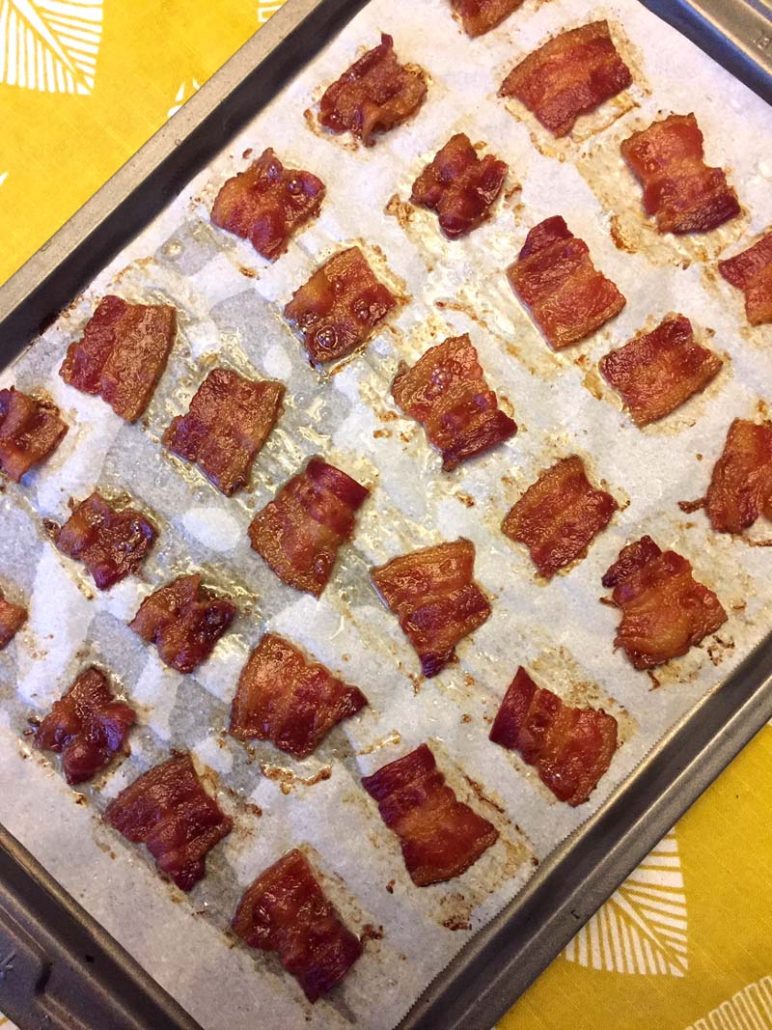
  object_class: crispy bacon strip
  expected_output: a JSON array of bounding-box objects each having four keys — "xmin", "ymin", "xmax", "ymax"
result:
[
  {"xmin": 53, "ymin": 492, "xmax": 157, "ymax": 590},
  {"xmin": 451, "ymin": 0, "xmax": 522, "ymax": 37},
  {"xmin": 621, "ymin": 113, "xmax": 740, "ymax": 235},
  {"xmin": 249, "ymin": 457, "xmax": 369, "ymax": 597},
  {"xmin": 410, "ymin": 133, "xmax": 508, "ymax": 238},
  {"xmin": 500, "ymin": 21, "xmax": 632, "ymax": 137},
  {"xmin": 371, "ymin": 539, "xmax": 491, "ymax": 678},
  {"xmin": 0, "ymin": 387, "xmax": 67, "ymax": 482},
  {"xmin": 232, "ymin": 849, "xmax": 362, "ymax": 1002},
  {"xmin": 392, "ymin": 334, "xmax": 517, "ymax": 470},
  {"xmin": 705, "ymin": 418, "xmax": 772, "ymax": 534},
  {"xmin": 507, "ymin": 216, "xmax": 625, "ymax": 349},
  {"xmin": 319, "ymin": 33, "xmax": 427, "ymax": 146},
  {"xmin": 0, "ymin": 589, "xmax": 26, "ymax": 651},
  {"xmin": 35, "ymin": 667, "xmax": 136, "ymax": 785},
  {"xmin": 211, "ymin": 148, "xmax": 326, "ymax": 261},
  {"xmin": 489, "ymin": 667, "xmax": 617, "ymax": 805},
  {"xmin": 105, "ymin": 753, "xmax": 232, "ymax": 892},
  {"xmin": 599, "ymin": 315, "xmax": 722, "ymax": 426},
  {"xmin": 718, "ymin": 231, "xmax": 772, "ymax": 326},
  {"xmin": 163, "ymin": 368, "xmax": 284, "ymax": 495},
  {"xmin": 60, "ymin": 296, "xmax": 176, "ymax": 422},
  {"xmin": 362, "ymin": 743, "xmax": 498, "ymax": 885},
  {"xmin": 130, "ymin": 574, "xmax": 236, "ymax": 673},
  {"xmin": 602, "ymin": 536, "xmax": 727, "ymax": 670},
  {"xmin": 502, "ymin": 457, "xmax": 617, "ymax": 577}
]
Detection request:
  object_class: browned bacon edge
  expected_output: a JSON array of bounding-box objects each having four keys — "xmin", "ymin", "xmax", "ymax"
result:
[{"xmin": 0, "ymin": 387, "xmax": 68, "ymax": 483}]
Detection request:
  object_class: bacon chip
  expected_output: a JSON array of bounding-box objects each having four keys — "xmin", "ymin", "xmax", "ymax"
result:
[
  {"xmin": 232, "ymin": 849, "xmax": 362, "ymax": 1002},
  {"xmin": 451, "ymin": 0, "xmax": 522, "ymax": 37},
  {"xmin": 718, "ymin": 231, "xmax": 772, "ymax": 326},
  {"xmin": 621, "ymin": 113, "xmax": 740, "ymax": 235},
  {"xmin": 0, "ymin": 387, "xmax": 67, "ymax": 483},
  {"xmin": 489, "ymin": 666, "xmax": 617, "ymax": 806},
  {"xmin": 507, "ymin": 216, "xmax": 625, "ymax": 349},
  {"xmin": 705, "ymin": 418, "xmax": 772, "ymax": 534},
  {"xmin": 0, "ymin": 589, "xmax": 26, "ymax": 651},
  {"xmin": 60, "ymin": 296, "xmax": 176, "ymax": 422},
  {"xmin": 319, "ymin": 33, "xmax": 427, "ymax": 146},
  {"xmin": 391, "ymin": 333, "xmax": 517, "ymax": 470}
]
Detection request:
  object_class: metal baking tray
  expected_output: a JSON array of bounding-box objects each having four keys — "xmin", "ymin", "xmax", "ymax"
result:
[{"xmin": 0, "ymin": 1, "xmax": 770, "ymax": 1027}]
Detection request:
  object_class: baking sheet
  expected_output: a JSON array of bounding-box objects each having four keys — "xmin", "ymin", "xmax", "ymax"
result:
[{"xmin": 0, "ymin": 0, "xmax": 770, "ymax": 1028}]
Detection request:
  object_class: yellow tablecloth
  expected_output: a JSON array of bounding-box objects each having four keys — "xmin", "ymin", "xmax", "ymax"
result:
[{"xmin": 1, "ymin": 3, "xmax": 770, "ymax": 1028}]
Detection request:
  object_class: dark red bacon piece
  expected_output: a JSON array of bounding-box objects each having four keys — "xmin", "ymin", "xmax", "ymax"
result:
[
  {"xmin": 318, "ymin": 33, "xmax": 427, "ymax": 147},
  {"xmin": 718, "ymin": 232, "xmax": 772, "ymax": 326},
  {"xmin": 362, "ymin": 743, "xmax": 498, "ymax": 885},
  {"xmin": 35, "ymin": 667, "xmax": 136, "ymax": 785},
  {"xmin": 0, "ymin": 388, "xmax": 67, "ymax": 482},
  {"xmin": 392, "ymin": 333, "xmax": 517, "ymax": 471},
  {"xmin": 211, "ymin": 148, "xmax": 325, "ymax": 261},
  {"xmin": 410, "ymin": 133, "xmax": 507, "ymax": 239},
  {"xmin": 451, "ymin": 0, "xmax": 522, "ymax": 37},
  {"xmin": 163, "ymin": 368, "xmax": 285, "ymax": 495},
  {"xmin": 705, "ymin": 418, "xmax": 772, "ymax": 534},
  {"xmin": 53, "ymin": 492, "xmax": 157, "ymax": 591},
  {"xmin": 249, "ymin": 457, "xmax": 369, "ymax": 597},
  {"xmin": 232, "ymin": 849, "xmax": 362, "ymax": 1002},
  {"xmin": 371, "ymin": 539, "xmax": 491, "ymax": 678},
  {"xmin": 502, "ymin": 456, "xmax": 617, "ymax": 578},
  {"xmin": 0, "ymin": 589, "xmax": 26, "ymax": 651},
  {"xmin": 60, "ymin": 296, "xmax": 176, "ymax": 422},
  {"xmin": 507, "ymin": 216, "xmax": 625, "ymax": 349},
  {"xmin": 602, "ymin": 536, "xmax": 727, "ymax": 670},
  {"xmin": 130, "ymin": 574, "xmax": 236, "ymax": 674},
  {"xmin": 105, "ymin": 753, "xmax": 232, "ymax": 892},
  {"xmin": 599, "ymin": 315, "xmax": 722, "ymax": 426},
  {"xmin": 489, "ymin": 667, "xmax": 617, "ymax": 806},
  {"xmin": 500, "ymin": 21, "xmax": 632, "ymax": 137},
  {"xmin": 621, "ymin": 113, "xmax": 740, "ymax": 235}
]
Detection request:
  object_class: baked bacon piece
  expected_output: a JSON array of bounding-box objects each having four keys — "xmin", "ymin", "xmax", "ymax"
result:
[
  {"xmin": 34, "ymin": 667, "xmax": 136, "ymax": 785},
  {"xmin": 507, "ymin": 216, "xmax": 625, "ymax": 349},
  {"xmin": 410, "ymin": 133, "xmax": 507, "ymax": 239},
  {"xmin": 705, "ymin": 418, "xmax": 772, "ymax": 534},
  {"xmin": 232, "ymin": 849, "xmax": 362, "ymax": 1002},
  {"xmin": 130, "ymin": 574, "xmax": 236, "ymax": 674},
  {"xmin": 718, "ymin": 232, "xmax": 772, "ymax": 326},
  {"xmin": 163, "ymin": 368, "xmax": 285, "ymax": 495},
  {"xmin": 500, "ymin": 21, "xmax": 632, "ymax": 137},
  {"xmin": 599, "ymin": 315, "xmax": 722, "ymax": 426},
  {"xmin": 451, "ymin": 0, "xmax": 522, "ymax": 37},
  {"xmin": 0, "ymin": 388, "xmax": 67, "ymax": 482},
  {"xmin": 60, "ymin": 296, "xmax": 176, "ymax": 422},
  {"xmin": 284, "ymin": 247, "xmax": 396, "ymax": 364},
  {"xmin": 361, "ymin": 743, "xmax": 498, "ymax": 885},
  {"xmin": 105, "ymin": 753, "xmax": 232, "ymax": 892},
  {"xmin": 53, "ymin": 492, "xmax": 157, "ymax": 590},
  {"xmin": 621, "ymin": 113, "xmax": 740, "ymax": 235},
  {"xmin": 602, "ymin": 536, "xmax": 727, "ymax": 670},
  {"xmin": 0, "ymin": 589, "xmax": 26, "ymax": 651},
  {"xmin": 489, "ymin": 667, "xmax": 617, "ymax": 806},
  {"xmin": 249, "ymin": 457, "xmax": 369, "ymax": 597},
  {"xmin": 502, "ymin": 457, "xmax": 617, "ymax": 578},
  {"xmin": 392, "ymin": 334, "xmax": 517, "ymax": 471},
  {"xmin": 371, "ymin": 539, "xmax": 491, "ymax": 678},
  {"xmin": 318, "ymin": 33, "xmax": 427, "ymax": 146}
]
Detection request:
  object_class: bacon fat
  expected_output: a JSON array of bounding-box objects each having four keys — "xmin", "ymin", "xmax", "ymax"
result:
[
  {"xmin": 0, "ymin": 387, "xmax": 67, "ymax": 482},
  {"xmin": 705, "ymin": 418, "xmax": 772, "ymax": 534},
  {"xmin": 451, "ymin": 0, "xmax": 522, "ymax": 37}
]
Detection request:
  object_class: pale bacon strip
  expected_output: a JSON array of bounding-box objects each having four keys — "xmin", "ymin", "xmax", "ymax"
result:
[
  {"xmin": 451, "ymin": 0, "xmax": 523, "ymax": 37},
  {"xmin": 705, "ymin": 418, "xmax": 772, "ymax": 534},
  {"xmin": 718, "ymin": 231, "xmax": 772, "ymax": 326},
  {"xmin": 0, "ymin": 588, "xmax": 26, "ymax": 651},
  {"xmin": 0, "ymin": 387, "xmax": 67, "ymax": 482}
]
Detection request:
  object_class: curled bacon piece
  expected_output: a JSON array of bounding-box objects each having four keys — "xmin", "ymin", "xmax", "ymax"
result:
[
  {"xmin": 500, "ymin": 21, "xmax": 632, "ymax": 137},
  {"xmin": 502, "ymin": 456, "xmax": 617, "ymax": 578},
  {"xmin": 53, "ymin": 492, "xmax": 157, "ymax": 591},
  {"xmin": 602, "ymin": 536, "xmax": 727, "ymax": 670},
  {"xmin": 0, "ymin": 589, "xmax": 26, "ymax": 651},
  {"xmin": 163, "ymin": 368, "xmax": 284, "ymax": 495},
  {"xmin": 392, "ymin": 333, "xmax": 517, "ymax": 470},
  {"xmin": 105, "ymin": 753, "xmax": 232, "ymax": 892},
  {"xmin": 705, "ymin": 418, "xmax": 772, "ymax": 534},
  {"xmin": 451, "ymin": 0, "xmax": 522, "ymax": 37},
  {"xmin": 35, "ymin": 667, "xmax": 136, "ymax": 785},
  {"xmin": 211, "ymin": 148, "xmax": 325, "ymax": 261},
  {"xmin": 60, "ymin": 296, "xmax": 176, "ymax": 422},
  {"xmin": 362, "ymin": 743, "xmax": 498, "ymax": 885},
  {"xmin": 319, "ymin": 33, "xmax": 427, "ymax": 146},
  {"xmin": 232, "ymin": 849, "xmax": 362, "ymax": 1002},
  {"xmin": 718, "ymin": 231, "xmax": 772, "ymax": 326},
  {"xmin": 507, "ymin": 216, "xmax": 625, "ymax": 349},
  {"xmin": 621, "ymin": 113, "xmax": 740, "ymax": 235},
  {"xmin": 489, "ymin": 667, "xmax": 617, "ymax": 806},
  {"xmin": 599, "ymin": 315, "xmax": 722, "ymax": 426},
  {"xmin": 249, "ymin": 457, "xmax": 369, "ymax": 597},
  {"xmin": 371, "ymin": 539, "xmax": 491, "ymax": 678},
  {"xmin": 410, "ymin": 133, "xmax": 508, "ymax": 239},
  {"xmin": 130, "ymin": 574, "xmax": 236, "ymax": 674},
  {"xmin": 0, "ymin": 387, "xmax": 67, "ymax": 482}
]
